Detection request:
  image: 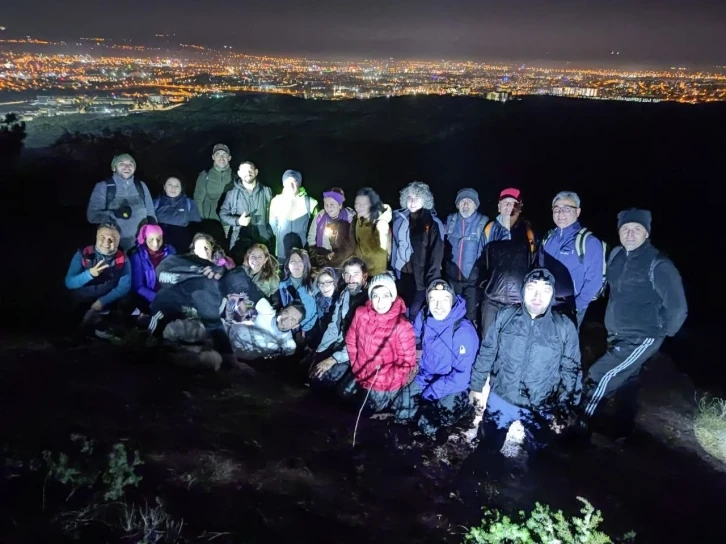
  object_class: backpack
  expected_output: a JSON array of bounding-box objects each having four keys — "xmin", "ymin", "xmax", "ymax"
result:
[
  {"xmin": 105, "ymin": 178, "xmax": 149, "ymax": 213},
  {"xmin": 484, "ymin": 220, "xmax": 536, "ymax": 255},
  {"xmin": 607, "ymin": 246, "xmax": 662, "ymax": 291},
  {"xmin": 153, "ymin": 197, "xmax": 191, "ymax": 214},
  {"xmin": 81, "ymin": 246, "xmax": 126, "ymax": 269},
  {"xmin": 542, "ymin": 227, "xmax": 608, "ymax": 300}
]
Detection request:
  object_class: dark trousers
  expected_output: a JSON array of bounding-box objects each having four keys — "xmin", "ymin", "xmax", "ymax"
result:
[
  {"xmin": 480, "ymin": 295, "xmax": 507, "ymax": 338},
  {"xmin": 311, "ymin": 362, "xmax": 400, "ymax": 413},
  {"xmin": 392, "ymin": 380, "xmax": 471, "ymax": 436},
  {"xmin": 580, "ymin": 335, "xmax": 664, "ymax": 432},
  {"xmin": 148, "ymin": 279, "xmax": 233, "ymax": 355},
  {"xmin": 397, "ymin": 273, "xmax": 427, "ymax": 321},
  {"xmin": 450, "ymin": 279, "xmax": 479, "ymax": 325}
]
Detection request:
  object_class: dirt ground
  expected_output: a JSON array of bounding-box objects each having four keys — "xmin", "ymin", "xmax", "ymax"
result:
[{"xmin": 0, "ymin": 332, "xmax": 724, "ymax": 543}]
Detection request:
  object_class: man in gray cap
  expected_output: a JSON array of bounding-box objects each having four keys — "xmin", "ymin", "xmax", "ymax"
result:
[
  {"xmin": 443, "ymin": 188, "xmax": 489, "ymax": 323},
  {"xmin": 86, "ymin": 153, "xmax": 156, "ymax": 251},
  {"xmin": 575, "ymin": 208, "xmax": 688, "ymax": 440}
]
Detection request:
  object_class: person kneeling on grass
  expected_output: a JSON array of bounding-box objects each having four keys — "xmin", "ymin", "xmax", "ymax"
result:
[
  {"xmin": 311, "ymin": 273, "xmax": 417, "ymax": 414},
  {"xmin": 392, "ymin": 279, "xmax": 479, "ymax": 437},
  {"xmin": 65, "ymin": 222, "xmax": 131, "ymax": 336}
]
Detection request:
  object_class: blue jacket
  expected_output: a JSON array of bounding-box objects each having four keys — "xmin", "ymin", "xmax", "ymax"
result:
[
  {"xmin": 444, "ymin": 211, "xmax": 489, "ymax": 281},
  {"xmin": 542, "ymin": 222, "xmax": 604, "ymax": 313},
  {"xmin": 130, "ymin": 244, "xmax": 176, "ymax": 303},
  {"xmin": 65, "ymin": 248, "xmax": 131, "ymax": 307},
  {"xmin": 413, "ymin": 295, "xmax": 479, "ymax": 400},
  {"xmin": 279, "ymin": 277, "xmax": 318, "ymax": 332},
  {"xmin": 153, "ymin": 195, "xmax": 202, "ymax": 227}
]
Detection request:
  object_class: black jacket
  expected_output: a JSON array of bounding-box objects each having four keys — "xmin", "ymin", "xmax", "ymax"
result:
[
  {"xmin": 482, "ymin": 218, "xmax": 535, "ymax": 304},
  {"xmin": 470, "ymin": 268, "xmax": 582, "ymax": 411},
  {"xmin": 605, "ymin": 241, "xmax": 687, "ymax": 338}
]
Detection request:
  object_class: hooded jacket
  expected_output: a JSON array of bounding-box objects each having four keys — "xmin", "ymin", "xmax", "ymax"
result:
[
  {"xmin": 130, "ymin": 243, "xmax": 177, "ymax": 303},
  {"xmin": 351, "ymin": 204, "xmax": 393, "ymax": 276},
  {"xmin": 391, "ymin": 208, "xmax": 445, "ymax": 290},
  {"xmin": 219, "ymin": 179, "xmax": 273, "ymax": 248},
  {"xmin": 413, "ymin": 295, "xmax": 479, "ymax": 400},
  {"xmin": 346, "ymin": 297, "xmax": 417, "ymax": 392},
  {"xmin": 444, "ymin": 211, "xmax": 489, "ymax": 282},
  {"xmin": 154, "ymin": 194, "xmax": 202, "ymax": 227},
  {"xmin": 278, "ymin": 276, "xmax": 319, "ymax": 332},
  {"xmin": 605, "ymin": 240, "xmax": 687, "ymax": 338},
  {"xmin": 269, "ymin": 187, "xmax": 319, "ymax": 259},
  {"xmin": 470, "ymin": 268, "xmax": 582, "ymax": 411}
]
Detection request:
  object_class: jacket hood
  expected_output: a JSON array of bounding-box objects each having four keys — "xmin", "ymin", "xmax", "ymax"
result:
[
  {"xmin": 520, "ymin": 268, "xmax": 556, "ymax": 314},
  {"xmin": 362, "ymin": 295, "xmax": 407, "ymax": 321}
]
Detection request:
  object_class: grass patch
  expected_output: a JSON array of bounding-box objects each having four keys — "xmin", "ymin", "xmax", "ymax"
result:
[{"xmin": 694, "ymin": 396, "xmax": 726, "ymax": 462}]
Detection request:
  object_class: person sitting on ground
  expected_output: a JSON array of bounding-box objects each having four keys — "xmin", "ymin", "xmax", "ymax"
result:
[
  {"xmin": 308, "ymin": 187, "xmax": 354, "ymax": 250},
  {"xmin": 393, "ymin": 279, "xmax": 478, "ymax": 436},
  {"xmin": 541, "ymin": 191, "xmax": 605, "ymax": 329},
  {"xmin": 129, "ymin": 224, "xmax": 176, "ymax": 313},
  {"xmin": 479, "ymin": 187, "xmax": 536, "ymax": 336},
  {"xmin": 310, "ymin": 218, "xmax": 356, "ymax": 270},
  {"xmin": 148, "ymin": 233, "xmax": 237, "ymax": 367},
  {"xmin": 314, "ymin": 273, "xmax": 416, "ymax": 414},
  {"xmin": 391, "ymin": 181, "xmax": 445, "ymax": 320},
  {"xmin": 308, "ymin": 257, "xmax": 369, "ymax": 377},
  {"xmin": 86, "ymin": 153, "xmax": 156, "ymax": 251},
  {"xmin": 225, "ymin": 297, "xmax": 305, "ymax": 361},
  {"xmin": 64, "ymin": 222, "xmax": 132, "ymax": 332},
  {"xmin": 351, "ymin": 187, "xmax": 393, "ymax": 276},
  {"xmin": 243, "ymin": 244, "xmax": 280, "ymax": 299},
  {"xmin": 278, "ymin": 249, "xmax": 318, "ymax": 334},
  {"xmin": 269, "ymin": 169, "xmax": 318, "ymax": 261},
  {"xmin": 306, "ymin": 267, "xmax": 340, "ymax": 347},
  {"xmin": 444, "ymin": 188, "xmax": 489, "ymax": 324},
  {"xmin": 468, "ymin": 268, "xmax": 581, "ymax": 460},
  {"xmin": 194, "ymin": 143, "xmax": 234, "ymax": 224}
]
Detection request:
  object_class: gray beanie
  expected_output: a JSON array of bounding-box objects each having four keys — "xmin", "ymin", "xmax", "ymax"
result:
[
  {"xmin": 617, "ymin": 208, "xmax": 652, "ymax": 234},
  {"xmin": 368, "ymin": 273, "xmax": 397, "ymax": 300},
  {"xmin": 455, "ymin": 188, "xmax": 480, "ymax": 208},
  {"xmin": 111, "ymin": 153, "xmax": 136, "ymax": 172},
  {"xmin": 282, "ymin": 169, "xmax": 302, "ymax": 185}
]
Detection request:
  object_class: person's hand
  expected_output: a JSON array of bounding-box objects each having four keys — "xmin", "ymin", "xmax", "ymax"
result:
[
  {"xmin": 202, "ymin": 266, "xmax": 223, "ymax": 280},
  {"xmin": 91, "ymin": 300, "xmax": 104, "ymax": 312},
  {"xmin": 327, "ymin": 253, "xmax": 334, "ymax": 261},
  {"xmin": 89, "ymin": 260, "xmax": 110, "ymax": 278},
  {"xmin": 549, "ymin": 417, "xmax": 565, "ymax": 435},
  {"xmin": 416, "ymin": 349, "xmax": 423, "ymax": 362},
  {"xmin": 310, "ymin": 357, "xmax": 336, "ymax": 379},
  {"xmin": 238, "ymin": 212, "xmax": 251, "ymax": 227},
  {"xmin": 469, "ymin": 390, "xmax": 486, "ymax": 409}
]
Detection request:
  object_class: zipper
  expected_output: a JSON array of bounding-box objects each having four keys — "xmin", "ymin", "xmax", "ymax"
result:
[
  {"xmin": 457, "ymin": 218, "xmax": 465, "ymax": 280},
  {"xmin": 518, "ymin": 318, "xmax": 536, "ymax": 400}
]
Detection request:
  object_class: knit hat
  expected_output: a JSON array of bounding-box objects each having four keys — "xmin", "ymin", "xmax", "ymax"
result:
[
  {"xmin": 426, "ymin": 279, "xmax": 455, "ymax": 303},
  {"xmin": 111, "ymin": 153, "xmax": 136, "ymax": 172},
  {"xmin": 455, "ymin": 188, "xmax": 480, "ymax": 208},
  {"xmin": 499, "ymin": 187, "xmax": 521, "ymax": 202},
  {"xmin": 282, "ymin": 169, "xmax": 302, "ymax": 185},
  {"xmin": 323, "ymin": 189, "xmax": 345, "ymax": 205},
  {"xmin": 368, "ymin": 273, "xmax": 397, "ymax": 300},
  {"xmin": 617, "ymin": 208, "xmax": 652, "ymax": 235},
  {"xmin": 137, "ymin": 223, "xmax": 163, "ymax": 246},
  {"xmin": 212, "ymin": 143, "xmax": 231, "ymax": 156}
]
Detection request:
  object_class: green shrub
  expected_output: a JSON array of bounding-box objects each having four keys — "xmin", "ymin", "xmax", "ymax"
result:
[
  {"xmin": 694, "ymin": 396, "xmax": 726, "ymax": 463},
  {"xmin": 464, "ymin": 497, "xmax": 636, "ymax": 544}
]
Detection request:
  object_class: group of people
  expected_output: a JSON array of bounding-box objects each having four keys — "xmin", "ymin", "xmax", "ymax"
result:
[{"xmin": 64, "ymin": 143, "xmax": 689, "ymax": 458}]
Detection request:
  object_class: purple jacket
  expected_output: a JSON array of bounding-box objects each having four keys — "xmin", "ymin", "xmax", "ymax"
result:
[
  {"xmin": 542, "ymin": 221, "xmax": 604, "ymax": 312},
  {"xmin": 130, "ymin": 244, "xmax": 176, "ymax": 302},
  {"xmin": 413, "ymin": 295, "xmax": 479, "ymax": 400}
]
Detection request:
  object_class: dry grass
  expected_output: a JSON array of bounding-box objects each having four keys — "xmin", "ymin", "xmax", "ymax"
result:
[{"xmin": 694, "ymin": 397, "xmax": 726, "ymax": 463}]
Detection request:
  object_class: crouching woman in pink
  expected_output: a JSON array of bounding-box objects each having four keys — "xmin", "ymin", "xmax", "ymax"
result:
[{"xmin": 340, "ymin": 273, "xmax": 417, "ymax": 413}]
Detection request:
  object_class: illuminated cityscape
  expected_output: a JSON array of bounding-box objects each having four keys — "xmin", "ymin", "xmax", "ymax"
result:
[{"xmin": 1, "ymin": 35, "xmax": 725, "ymax": 121}]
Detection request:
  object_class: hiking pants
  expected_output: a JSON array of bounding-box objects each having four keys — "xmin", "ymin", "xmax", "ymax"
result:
[
  {"xmin": 397, "ymin": 273, "xmax": 427, "ymax": 322},
  {"xmin": 312, "ymin": 362, "xmax": 400, "ymax": 413},
  {"xmin": 480, "ymin": 295, "xmax": 507, "ymax": 338},
  {"xmin": 392, "ymin": 380, "xmax": 471, "ymax": 436},
  {"xmin": 581, "ymin": 335, "xmax": 663, "ymax": 424},
  {"xmin": 450, "ymin": 279, "xmax": 479, "ymax": 325}
]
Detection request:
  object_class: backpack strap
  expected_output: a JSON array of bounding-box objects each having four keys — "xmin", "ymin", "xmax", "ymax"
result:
[
  {"xmin": 574, "ymin": 228, "xmax": 591, "ymax": 263},
  {"xmin": 525, "ymin": 224, "xmax": 536, "ymax": 255},
  {"xmin": 542, "ymin": 228, "xmax": 556, "ymax": 247},
  {"xmin": 484, "ymin": 221, "xmax": 493, "ymax": 242},
  {"xmin": 607, "ymin": 246, "xmax": 623, "ymax": 267},
  {"xmin": 446, "ymin": 215, "xmax": 455, "ymax": 237},
  {"xmin": 648, "ymin": 256, "xmax": 663, "ymax": 290},
  {"xmin": 153, "ymin": 197, "xmax": 160, "ymax": 210},
  {"xmin": 104, "ymin": 179, "xmax": 116, "ymax": 209},
  {"xmin": 186, "ymin": 198, "xmax": 192, "ymax": 214},
  {"xmin": 81, "ymin": 245, "xmax": 96, "ymax": 268}
]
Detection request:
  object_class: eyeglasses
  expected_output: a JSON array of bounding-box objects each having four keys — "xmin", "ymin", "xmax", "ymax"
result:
[
  {"xmin": 552, "ymin": 206, "xmax": 577, "ymax": 214},
  {"xmin": 318, "ymin": 280, "xmax": 335, "ymax": 287}
]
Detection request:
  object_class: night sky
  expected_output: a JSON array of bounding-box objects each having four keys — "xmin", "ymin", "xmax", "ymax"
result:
[{"xmin": 3, "ymin": 0, "xmax": 725, "ymax": 65}]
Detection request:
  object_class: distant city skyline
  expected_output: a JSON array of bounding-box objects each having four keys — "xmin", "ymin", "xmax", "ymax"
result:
[{"xmin": 2, "ymin": 0, "xmax": 725, "ymax": 66}]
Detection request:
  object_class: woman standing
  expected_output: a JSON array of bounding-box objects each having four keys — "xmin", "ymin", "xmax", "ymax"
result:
[{"xmin": 350, "ymin": 187, "xmax": 392, "ymax": 276}]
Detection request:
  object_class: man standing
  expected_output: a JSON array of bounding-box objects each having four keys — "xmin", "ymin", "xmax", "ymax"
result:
[
  {"xmin": 479, "ymin": 188, "xmax": 536, "ymax": 336},
  {"xmin": 444, "ymin": 188, "xmax": 489, "ymax": 324},
  {"xmin": 86, "ymin": 154, "xmax": 156, "ymax": 251},
  {"xmin": 269, "ymin": 169, "xmax": 318, "ymax": 261},
  {"xmin": 194, "ymin": 143, "xmax": 234, "ymax": 224},
  {"xmin": 219, "ymin": 161, "xmax": 273, "ymax": 257},
  {"xmin": 541, "ymin": 191, "xmax": 605, "ymax": 328},
  {"xmin": 469, "ymin": 269, "xmax": 581, "ymax": 457},
  {"xmin": 576, "ymin": 209, "xmax": 687, "ymax": 438}
]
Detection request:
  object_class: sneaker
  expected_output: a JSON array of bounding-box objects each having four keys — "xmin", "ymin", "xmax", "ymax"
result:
[{"xmin": 94, "ymin": 328, "xmax": 121, "ymax": 342}]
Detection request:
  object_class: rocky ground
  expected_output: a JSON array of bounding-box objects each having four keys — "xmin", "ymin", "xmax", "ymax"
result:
[{"xmin": 0, "ymin": 331, "xmax": 724, "ymax": 543}]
